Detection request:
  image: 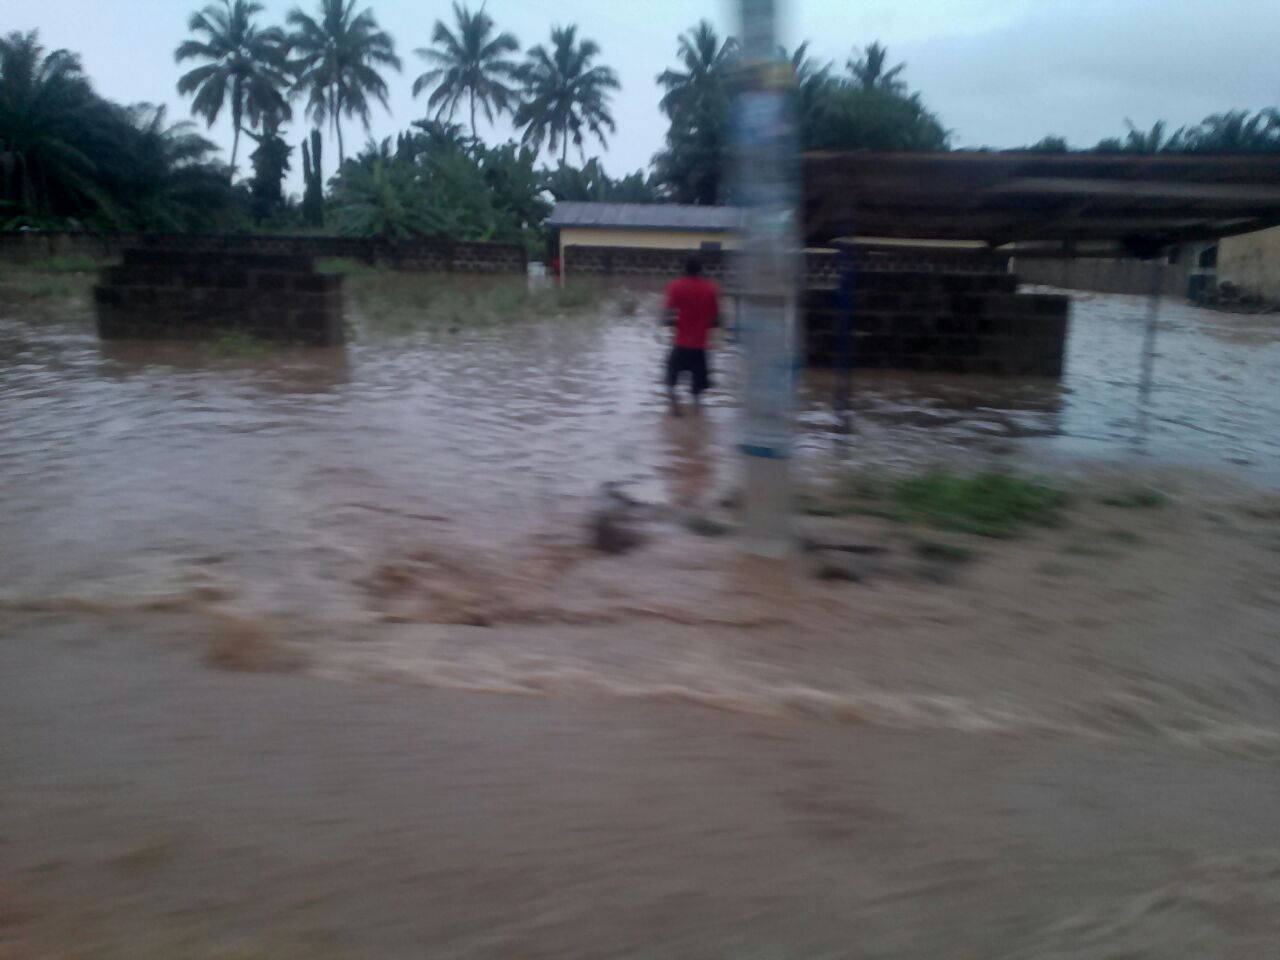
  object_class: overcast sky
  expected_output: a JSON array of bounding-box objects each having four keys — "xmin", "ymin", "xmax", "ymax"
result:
[{"xmin": 7, "ymin": 0, "xmax": 1279, "ymax": 193}]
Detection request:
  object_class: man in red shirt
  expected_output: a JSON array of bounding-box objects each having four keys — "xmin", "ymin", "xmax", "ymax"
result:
[{"xmin": 662, "ymin": 256, "xmax": 721, "ymax": 416}]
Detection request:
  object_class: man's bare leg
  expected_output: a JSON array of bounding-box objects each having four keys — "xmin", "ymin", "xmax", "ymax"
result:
[{"xmin": 668, "ymin": 387, "xmax": 682, "ymax": 417}]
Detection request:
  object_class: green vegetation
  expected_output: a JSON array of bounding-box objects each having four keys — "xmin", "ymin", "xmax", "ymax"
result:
[
  {"xmin": 1030, "ymin": 110, "xmax": 1280, "ymax": 154},
  {"xmin": 652, "ymin": 21, "xmax": 738, "ymax": 206},
  {"xmin": 174, "ymin": 0, "xmax": 292, "ymax": 177},
  {"xmin": 326, "ymin": 262, "xmax": 602, "ymax": 334},
  {"xmin": 514, "ymin": 25, "xmax": 620, "ymax": 165},
  {"xmin": 327, "ymin": 135, "xmax": 550, "ymax": 246},
  {"xmin": 652, "ymin": 32, "xmax": 949, "ymax": 204},
  {"xmin": 805, "ymin": 41, "xmax": 948, "ymax": 153},
  {"xmin": 4, "ymin": 5, "xmax": 1280, "ymax": 236},
  {"xmin": 413, "ymin": 2, "xmax": 519, "ymax": 140},
  {"xmin": 0, "ymin": 256, "xmax": 97, "ymax": 300},
  {"xmin": 1, "ymin": 32, "xmax": 240, "ymax": 231},
  {"xmin": 301, "ymin": 129, "xmax": 325, "ymax": 227},
  {"xmin": 888, "ymin": 471, "xmax": 1070, "ymax": 537},
  {"xmin": 247, "ymin": 121, "xmax": 291, "ymax": 222},
  {"xmin": 286, "ymin": 0, "xmax": 401, "ymax": 169},
  {"xmin": 1098, "ymin": 488, "xmax": 1167, "ymax": 509},
  {"xmin": 816, "ymin": 468, "xmax": 1070, "ymax": 538},
  {"xmin": 2, "ymin": 254, "xmax": 98, "ymax": 273},
  {"xmin": 542, "ymin": 159, "xmax": 656, "ymax": 204}
]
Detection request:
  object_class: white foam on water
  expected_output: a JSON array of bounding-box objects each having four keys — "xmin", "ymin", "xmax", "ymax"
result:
[{"xmin": 1000, "ymin": 852, "xmax": 1280, "ymax": 960}]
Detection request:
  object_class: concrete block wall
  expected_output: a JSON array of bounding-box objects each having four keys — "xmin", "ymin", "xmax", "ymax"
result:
[
  {"xmin": 0, "ymin": 231, "xmax": 526, "ymax": 274},
  {"xmin": 94, "ymin": 249, "xmax": 345, "ymax": 346},
  {"xmin": 562, "ymin": 244, "xmax": 1011, "ymax": 283},
  {"xmin": 564, "ymin": 245, "xmax": 730, "ymax": 280},
  {"xmin": 1218, "ymin": 225, "xmax": 1280, "ymax": 302},
  {"xmin": 806, "ymin": 272, "xmax": 1069, "ymax": 377},
  {"xmin": 1013, "ymin": 255, "xmax": 1194, "ymax": 298}
]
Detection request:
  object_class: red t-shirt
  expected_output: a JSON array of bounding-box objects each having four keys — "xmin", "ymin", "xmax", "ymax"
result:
[{"xmin": 664, "ymin": 277, "xmax": 720, "ymax": 350}]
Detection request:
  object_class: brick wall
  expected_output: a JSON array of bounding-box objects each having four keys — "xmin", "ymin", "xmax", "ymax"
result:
[
  {"xmin": 806, "ymin": 272, "xmax": 1069, "ymax": 377},
  {"xmin": 0, "ymin": 231, "xmax": 526, "ymax": 274},
  {"xmin": 95, "ymin": 249, "xmax": 344, "ymax": 346}
]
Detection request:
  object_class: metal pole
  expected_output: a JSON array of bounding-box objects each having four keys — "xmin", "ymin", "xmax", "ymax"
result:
[
  {"xmin": 1139, "ymin": 256, "xmax": 1164, "ymax": 402},
  {"xmin": 734, "ymin": 0, "xmax": 800, "ymax": 554},
  {"xmin": 834, "ymin": 240, "xmax": 857, "ymax": 431},
  {"xmin": 1135, "ymin": 256, "xmax": 1164, "ymax": 447}
]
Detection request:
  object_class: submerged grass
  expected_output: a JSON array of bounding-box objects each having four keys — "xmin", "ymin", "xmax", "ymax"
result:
[
  {"xmin": 890, "ymin": 471, "xmax": 1070, "ymax": 537},
  {"xmin": 0, "ymin": 255, "xmax": 99, "ymax": 301},
  {"xmin": 320, "ymin": 260, "xmax": 605, "ymax": 335},
  {"xmin": 209, "ymin": 330, "xmax": 272, "ymax": 357},
  {"xmin": 820, "ymin": 468, "xmax": 1071, "ymax": 538}
]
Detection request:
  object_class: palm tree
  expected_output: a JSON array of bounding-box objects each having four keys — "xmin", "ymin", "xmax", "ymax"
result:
[
  {"xmin": 0, "ymin": 31, "xmax": 101, "ymax": 220},
  {"xmin": 107, "ymin": 103, "xmax": 235, "ymax": 230},
  {"xmin": 782, "ymin": 42, "xmax": 833, "ymax": 144},
  {"xmin": 287, "ymin": 0, "xmax": 401, "ymax": 169},
  {"xmin": 783, "ymin": 42, "xmax": 831, "ymax": 90},
  {"xmin": 514, "ymin": 25, "xmax": 620, "ymax": 164},
  {"xmin": 412, "ymin": 2, "xmax": 520, "ymax": 139},
  {"xmin": 653, "ymin": 22, "xmax": 736, "ymax": 205},
  {"xmin": 408, "ymin": 117, "xmax": 470, "ymax": 154},
  {"xmin": 1182, "ymin": 110, "xmax": 1280, "ymax": 153},
  {"xmin": 847, "ymin": 41, "xmax": 906, "ymax": 93},
  {"xmin": 656, "ymin": 20, "xmax": 737, "ymax": 121},
  {"xmin": 1121, "ymin": 119, "xmax": 1184, "ymax": 153},
  {"xmin": 174, "ymin": 0, "xmax": 291, "ymax": 179},
  {"xmin": 542, "ymin": 158, "xmax": 653, "ymax": 204},
  {"xmin": 1026, "ymin": 135, "xmax": 1070, "ymax": 153}
]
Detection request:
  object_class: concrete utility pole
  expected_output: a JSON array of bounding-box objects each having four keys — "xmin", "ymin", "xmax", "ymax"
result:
[{"xmin": 734, "ymin": 0, "xmax": 801, "ymax": 554}]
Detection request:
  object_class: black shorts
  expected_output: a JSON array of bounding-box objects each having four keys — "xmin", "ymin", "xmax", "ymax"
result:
[{"xmin": 665, "ymin": 347, "xmax": 712, "ymax": 394}]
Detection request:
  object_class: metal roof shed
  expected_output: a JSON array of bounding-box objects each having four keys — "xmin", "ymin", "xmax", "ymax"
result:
[{"xmin": 549, "ymin": 203, "xmax": 744, "ymax": 277}]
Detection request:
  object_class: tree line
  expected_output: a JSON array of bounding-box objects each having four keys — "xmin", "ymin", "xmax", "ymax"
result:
[
  {"xmin": 1025, "ymin": 113, "xmax": 1280, "ymax": 154},
  {"xmin": 3, "ymin": 0, "xmax": 1279, "ymax": 244}
]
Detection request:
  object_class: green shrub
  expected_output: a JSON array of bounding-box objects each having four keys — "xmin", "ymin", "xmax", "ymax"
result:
[{"xmin": 888, "ymin": 470, "xmax": 1070, "ymax": 538}]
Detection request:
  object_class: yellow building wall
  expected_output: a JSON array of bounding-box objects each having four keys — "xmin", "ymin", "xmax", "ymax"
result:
[
  {"xmin": 1219, "ymin": 226, "xmax": 1280, "ymax": 301},
  {"xmin": 558, "ymin": 227, "xmax": 739, "ymax": 273}
]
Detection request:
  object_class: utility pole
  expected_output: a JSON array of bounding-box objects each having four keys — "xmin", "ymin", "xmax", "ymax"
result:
[{"xmin": 734, "ymin": 0, "xmax": 800, "ymax": 554}]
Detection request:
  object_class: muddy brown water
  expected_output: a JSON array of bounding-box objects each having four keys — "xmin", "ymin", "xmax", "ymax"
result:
[
  {"xmin": 2, "ymin": 287, "xmax": 1277, "ymax": 592},
  {"xmin": 3, "ymin": 285, "xmax": 1280, "ymax": 958}
]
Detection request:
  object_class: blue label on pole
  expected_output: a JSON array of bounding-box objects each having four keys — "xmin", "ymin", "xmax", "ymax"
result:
[{"xmin": 736, "ymin": 92, "xmax": 786, "ymax": 148}]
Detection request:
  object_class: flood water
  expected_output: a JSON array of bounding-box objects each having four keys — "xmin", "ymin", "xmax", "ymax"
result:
[
  {"xmin": 2, "ymin": 285, "xmax": 1278, "ymax": 605},
  {"xmin": 4, "ymin": 284, "xmax": 1280, "ymax": 958}
]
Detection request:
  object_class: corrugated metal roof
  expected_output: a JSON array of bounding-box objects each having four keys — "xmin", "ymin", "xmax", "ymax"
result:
[
  {"xmin": 805, "ymin": 151, "xmax": 1280, "ymax": 248},
  {"xmin": 548, "ymin": 202, "xmax": 743, "ymax": 232}
]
